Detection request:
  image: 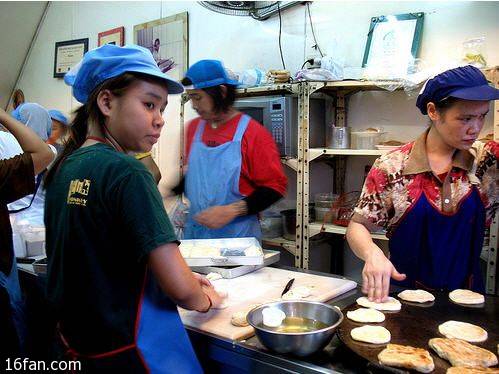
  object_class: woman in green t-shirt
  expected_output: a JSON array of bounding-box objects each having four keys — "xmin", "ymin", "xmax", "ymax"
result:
[{"xmin": 44, "ymin": 44, "xmax": 224, "ymax": 373}]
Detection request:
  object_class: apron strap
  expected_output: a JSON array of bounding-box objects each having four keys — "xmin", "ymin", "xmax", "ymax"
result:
[
  {"xmin": 233, "ymin": 114, "xmax": 251, "ymax": 142},
  {"xmin": 193, "ymin": 120, "xmax": 206, "ymax": 143}
]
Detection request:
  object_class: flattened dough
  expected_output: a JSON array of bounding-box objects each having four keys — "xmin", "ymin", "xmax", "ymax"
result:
[
  {"xmin": 438, "ymin": 320, "xmax": 487, "ymax": 343},
  {"xmin": 356, "ymin": 296, "xmax": 401, "ymax": 311},
  {"xmin": 449, "ymin": 289, "xmax": 485, "ymax": 305},
  {"xmin": 347, "ymin": 308, "xmax": 385, "ymax": 323},
  {"xmin": 351, "ymin": 325, "xmax": 391, "ymax": 344},
  {"xmin": 398, "ymin": 289, "xmax": 435, "ymax": 303}
]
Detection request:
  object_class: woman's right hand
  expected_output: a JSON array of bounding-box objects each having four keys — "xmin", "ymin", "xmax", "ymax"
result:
[
  {"xmin": 202, "ymin": 285, "xmax": 227, "ymax": 309},
  {"xmin": 363, "ymin": 247, "xmax": 406, "ymax": 303}
]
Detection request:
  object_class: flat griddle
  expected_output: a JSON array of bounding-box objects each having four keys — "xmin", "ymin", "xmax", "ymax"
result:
[{"xmin": 338, "ymin": 291, "xmax": 499, "ymax": 373}]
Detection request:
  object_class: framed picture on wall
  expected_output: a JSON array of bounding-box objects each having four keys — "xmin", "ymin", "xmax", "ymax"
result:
[
  {"xmin": 98, "ymin": 26, "xmax": 125, "ymax": 47},
  {"xmin": 133, "ymin": 12, "xmax": 188, "ymax": 80},
  {"xmin": 54, "ymin": 38, "xmax": 89, "ymax": 78},
  {"xmin": 362, "ymin": 12, "xmax": 424, "ymax": 73}
]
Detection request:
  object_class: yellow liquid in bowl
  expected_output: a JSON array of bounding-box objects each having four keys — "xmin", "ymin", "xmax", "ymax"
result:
[{"xmin": 259, "ymin": 316, "xmax": 329, "ymax": 333}]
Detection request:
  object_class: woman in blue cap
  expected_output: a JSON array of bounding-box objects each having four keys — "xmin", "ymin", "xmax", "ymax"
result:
[
  {"xmin": 177, "ymin": 59, "xmax": 287, "ymax": 239},
  {"xmin": 47, "ymin": 109, "xmax": 69, "ymax": 153},
  {"xmin": 347, "ymin": 65, "xmax": 498, "ymax": 302},
  {"xmin": 43, "ymin": 44, "xmax": 224, "ymax": 373}
]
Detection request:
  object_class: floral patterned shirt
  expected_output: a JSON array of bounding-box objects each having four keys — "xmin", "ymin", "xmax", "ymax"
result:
[{"xmin": 353, "ymin": 129, "xmax": 498, "ymax": 237}]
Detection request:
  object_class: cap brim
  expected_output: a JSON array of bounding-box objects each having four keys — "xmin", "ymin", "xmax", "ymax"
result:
[
  {"xmin": 448, "ymin": 84, "xmax": 499, "ymax": 101},
  {"xmin": 127, "ymin": 67, "xmax": 184, "ymax": 94}
]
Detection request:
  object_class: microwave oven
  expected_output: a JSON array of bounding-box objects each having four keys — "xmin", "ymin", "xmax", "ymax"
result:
[{"xmin": 234, "ymin": 96, "xmax": 325, "ymax": 157}]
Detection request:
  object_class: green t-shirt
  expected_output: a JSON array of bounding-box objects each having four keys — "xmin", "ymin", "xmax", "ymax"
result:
[{"xmin": 45, "ymin": 143, "xmax": 177, "ymax": 353}]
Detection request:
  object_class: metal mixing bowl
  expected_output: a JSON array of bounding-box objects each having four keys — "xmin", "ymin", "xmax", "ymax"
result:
[{"xmin": 247, "ymin": 300, "xmax": 343, "ymax": 356}]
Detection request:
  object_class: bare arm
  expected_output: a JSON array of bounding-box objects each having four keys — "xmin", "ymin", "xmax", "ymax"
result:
[
  {"xmin": 0, "ymin": 108, "xmax": 54, "ymax": 174},
  {"xmin": 139, "ymin": 155, "xmax": 162, "ymax": 184},
  {"xmin": 148, "ymin": 242, "xmax": 224, "ymax": 311},
  {"xmin": 346, "ymin": 219, "xmax": 405, "ymax": 303}
]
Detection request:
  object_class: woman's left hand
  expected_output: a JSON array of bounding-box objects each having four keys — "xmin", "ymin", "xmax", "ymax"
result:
[
  {"xmin": 194, "ymin": 205, "xmax": 238, "ymax": 229},
  {"xmin": 192, "ymin": 272, "xmax": 212, "ymax": 287}
]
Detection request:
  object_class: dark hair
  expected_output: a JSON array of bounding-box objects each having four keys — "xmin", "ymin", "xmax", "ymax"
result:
[
  {"xmin": 44, "ymin": 72, "xmax": 164, "ymax": 186},
  {"xmin": 13, "ymin": 89, "xmax": 25, "ymax": 109},
  {"xmin": 181, "ymin": 77, "xmax": 236, "ymax": 113},
  {"xmin": 433, "ymin": 96, "xmax": 460, "ymax": 114}
]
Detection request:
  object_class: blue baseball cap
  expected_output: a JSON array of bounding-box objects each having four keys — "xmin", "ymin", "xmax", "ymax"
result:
[
  {"xmin": 416, "ymin": 65, "xmax": 499, "ymax": 115},
  {"xmin": 48, "ymin": 109, "xmax": 69, "ymax": 126},
  {"xmin": 183, "ymin": 59, "xmax": 238, "ymax": 89},
  {"xmin": 64, "ymin": 44, "xmax": 184, "ymax": 103}
]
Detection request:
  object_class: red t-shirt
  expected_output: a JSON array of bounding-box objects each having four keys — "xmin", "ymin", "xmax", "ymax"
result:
[{"xmin": 185, "ymin": 113, "xmax": 287, "ymax": 196}]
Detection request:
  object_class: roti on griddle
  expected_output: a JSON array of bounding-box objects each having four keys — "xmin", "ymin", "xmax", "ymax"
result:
[
  {"xmin": 449, "ymin": 289, "xmax": 485, "ymax": 305},
  {"xmin": 347, "ymin": 308, "xmax": 385, "ymax": 323},
  {"xmin": 356, "ymin": 296, "xmax": 401, "ymax": 311},
  {"xmin": 438, "ymin": 321, "xmax": 488, "ymax": 343},
  {"xmin": 429, "ymin": 338, "xmax": 498, "ymax": 367},
  {"xmin": 397, "ymin": 289, "xmax": 435, "ymax": 303},
  {"xmin": 350, "ymin": 325, "xmax": 391, "ymax": 344},
  {"xmin": 378, "ymin": 343, "xmax": 435, "ymax": 373}
]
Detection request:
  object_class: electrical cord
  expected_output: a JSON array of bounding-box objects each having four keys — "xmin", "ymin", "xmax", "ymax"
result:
[
  {"xmin": 277, "ymin": 2, "xmax": 286, "ymax": 70},
  {"xmin": 301, "ymin": 58, "xmax": 315, "ymax": 70},
  {"xmin": 306, "ymin": 2, "xmax": 323, "ymax": 58}
]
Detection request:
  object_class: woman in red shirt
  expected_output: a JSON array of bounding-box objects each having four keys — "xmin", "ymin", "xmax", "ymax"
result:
[{"xmin": 178, "ymin": 59, "xmax": 287, "ymax": 239}]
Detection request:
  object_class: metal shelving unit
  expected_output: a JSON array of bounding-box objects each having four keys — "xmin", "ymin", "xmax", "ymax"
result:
[{"xmin": 178, "ymin": 72, "xmax": 498, "ymax": 294}]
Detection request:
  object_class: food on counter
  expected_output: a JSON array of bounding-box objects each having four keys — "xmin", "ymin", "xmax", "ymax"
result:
[
  {"xmin": 351, "ymin": 325, "xmax": 391, "ymax": 344},
  {"xmin": 347, "ymin": 308, "xmax": 385, "ymax": 323},
  {"xmin": 231, "ymin": 311, "xmax": 249, "ymax": 327},
  {"xmin": 449, "ymin": 289, "xmax": 485, "ymax": 305},
  {"xmin": 231, "ymin": 303, "xmax": 261, "ymax": 327},
  {"xmin": 356, "ymin": 296, "xmax": 402, "ymax": 311},
  {"xmin": 206, "ymin": 272, "xmax": 223, "ymax": 282},
  {"xmin": 281, "ymin": 285, "xmax": 312, "ymax": 300},
  {"xmin": 178, "ymin": 243, "xmax": 221, "ymax": 258},
  {"xmin": 262, "ymin": 307, "xmax": 286, "ymax": 327},
  {"xmin": 446, "ymin": 367, "xmax": 499, "ymax": 373},
  {"xmin": 429, "ymin": 338, "xmax": 498, "ymax": 368},
  {"xmin": 378, "ymin": 343, "xmax": 435, "ymax": 373},
  {"xmin": 244, "ymin": 245, "xmax": 262, "ymax": 257},
  {"xmin": 438, "ymin": 321, "xmax": 488, "ymax": 343},
  {"xmin": 397, "ymin": 289, "xmax": 435, "ymax": 303}
]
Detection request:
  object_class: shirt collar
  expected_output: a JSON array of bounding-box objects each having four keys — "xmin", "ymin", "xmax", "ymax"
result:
[{"xmin": 403, "ymin": 128, "xmax": 475, "ymax": 176}]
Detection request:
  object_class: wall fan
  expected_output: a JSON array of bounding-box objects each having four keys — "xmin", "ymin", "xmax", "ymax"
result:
[{"xmin": 199, "ymin": 1, "xmax": 305, "ymax": 21}]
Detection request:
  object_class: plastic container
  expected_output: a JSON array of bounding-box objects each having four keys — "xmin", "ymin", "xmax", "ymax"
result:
[
  {"xmin": 351, "ymin": 131, "xmax": 385, "ymax": 150},
  {"xmin": 315, "ymin": 207, "xmax": 339, "ymax": 223},
  {"xmin": 261, "ymin": 211, "xmax": 283, "ymax": 239},
  {"xmin": 314, "ymin": 193, "xmax": 338, "ymax": 208}
]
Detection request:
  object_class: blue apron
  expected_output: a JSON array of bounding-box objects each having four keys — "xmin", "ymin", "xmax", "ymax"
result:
[
  {"xmin": 389, "ymin": 188, "xmax": 485, "ymax": 292},
  {"xmin": 0, "ymin": 258, "xmax": 27, "ymax": 353},
  {"xmin": 60, "ymin": 271, "xmax": 202, "ymax": 373},
  {"xmin": 184, "ymin": 115, "xmax": 261, "ymax": 239}
]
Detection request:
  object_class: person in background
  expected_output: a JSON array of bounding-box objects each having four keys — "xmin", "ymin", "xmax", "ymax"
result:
[
  {"xmin": 47, "ymin": 109, "xmax": 69, "ymax": 153},
  {"xmin": 43, "ymin": 44, "xmax": 224, "ymax": 373},
  {"xmin": 0, "ymin": 107, "xmax": 54, "ymax": 359},
  {"xmin": 6, "ymin": 104, "xmax": 55, "ymax": 214},
  {"xmin": 11, "ymin": 103, "xmax": 52, "ymax": 141},
  {"xmin": 177, "ymin": 59, "xmax": 287, "ymax": 240},
  {"xmin": 347, "ymin": 65, "xmax": 499, "ymax": 301}
]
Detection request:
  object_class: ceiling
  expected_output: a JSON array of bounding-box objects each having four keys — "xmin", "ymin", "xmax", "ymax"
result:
[{"xmin": 0, "ymin": 1, "xmax": 48, "ymax": 110}]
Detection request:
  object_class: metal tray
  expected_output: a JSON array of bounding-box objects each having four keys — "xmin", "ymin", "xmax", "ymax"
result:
[
  {"xmin": 191, "ymin": 250, "xmax": 280, "ymax": 279},
  {"xmin": 180, "ymin": 237, "xmax": 264, "ymax": 267}
]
